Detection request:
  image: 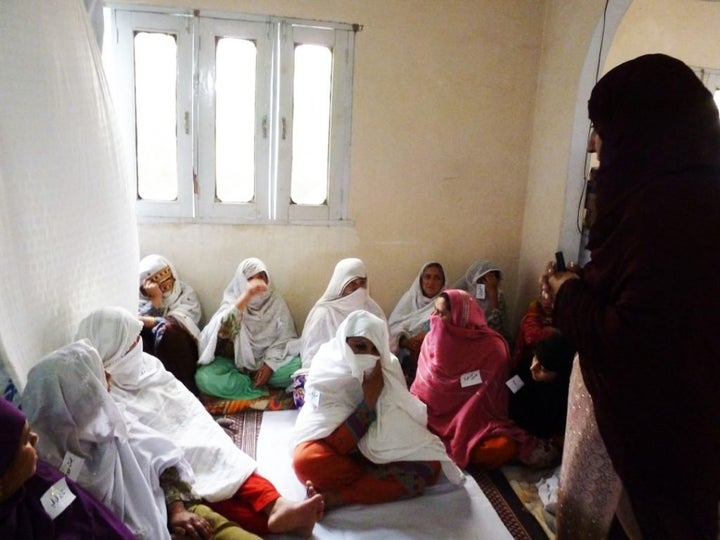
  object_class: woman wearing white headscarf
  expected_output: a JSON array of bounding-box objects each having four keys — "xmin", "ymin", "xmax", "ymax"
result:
[
  {"xmin": 453, "ymin": 259, "xmax": 511, "ymax": 344},
  {"xmin": 298, "ymin": 258, "xmax": 386, "ymax": 369},
  {"xmin": 291, "ymin": 310, "xmax": 463, "ymax": 509},
  {"xmin": 387, "ymin": 261, "xmax": 445, "ymax": 384},
  {"xmin": 75, "ymin": 307, "xmax": 323, "ymax": 538},
  {"xmin": 21, "ymin": 340, "xmax": 218, "ymax": 540},
  {"xmin": 196, "ymin": 258, "xmax": 299, "ymax": 400},
  {"xmin": 139, "ymin": 254, "xmax": 203, "ymax": 394}
]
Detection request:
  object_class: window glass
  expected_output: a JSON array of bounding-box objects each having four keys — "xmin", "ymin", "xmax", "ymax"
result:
[
  {"xmin": 215, "ymin": 37, "xmax": 257, "ymax": 203},
  {"xmin": 134, "ymin": 32, "xmax": 178, "ymax": 201},
  {"xmin": 291, "ymin": 44, "xmax": 332, "ymax": 205}
]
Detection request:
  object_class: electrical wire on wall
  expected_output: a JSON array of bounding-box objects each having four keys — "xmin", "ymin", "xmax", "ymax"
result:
[{"xmin": 576, "ymin": 0, "xmax": 611, "ymax": 235}]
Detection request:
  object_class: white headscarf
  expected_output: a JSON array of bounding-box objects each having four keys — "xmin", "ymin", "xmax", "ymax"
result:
[
  {"xmin": 291, "ymin": 310, "xmax": 464, "ymax": 485},
  {"xmin": 299, "ymin": 258, "xmax": 387, "ymax": 368},
  {"xmin": 387, "ymin": 262, "xmax": 445, "ymax": 350},
  {"xmin": 198, "ymin": 258, "xmax": 297, "ymax": 371},
  {"xmin": 76, "ymin": 307, "xmax": 257, "ymax": 502},
  {"xmin": 22, "ymin": 340, "xmax": 176, "ymax": 540},
  {"xmin": 452, "ymin": 259, "xmax": 503, "ymax": 314},
  {"xmin": 139, "ymin": 254, "xmax": 202, "ymax": 340}
]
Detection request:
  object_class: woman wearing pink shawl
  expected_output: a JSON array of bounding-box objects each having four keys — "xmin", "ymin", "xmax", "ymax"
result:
[{"xmin": 411, "ymin": 289, "xmax": 557, "ymax": 469}]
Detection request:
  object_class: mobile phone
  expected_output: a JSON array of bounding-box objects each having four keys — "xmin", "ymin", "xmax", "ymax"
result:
[{"xmin": 555, "ymin": 251, "xmax": 567, "ymax": 272}]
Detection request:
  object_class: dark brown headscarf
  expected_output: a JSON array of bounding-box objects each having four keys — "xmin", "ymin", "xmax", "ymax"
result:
[{"xmin": 554, "ymin": 54, "xmax": 720, "ymax": 539}]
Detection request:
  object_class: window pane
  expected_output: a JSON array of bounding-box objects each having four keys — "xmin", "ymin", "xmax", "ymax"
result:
[
  {"xmin": 291, "ymin": 44, "xmax": 331, "ymax": 205},
  {"xmin": 134, "ymin": 32, "xmax": 178, "ymax": 201},
  {"xmin": 215, "ymin": 37, "xmax": 256, "ymax": 203}
]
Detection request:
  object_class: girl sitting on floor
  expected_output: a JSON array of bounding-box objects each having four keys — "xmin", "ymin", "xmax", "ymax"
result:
[
  {"xmin": 291, "ymin": 310, "xmax": 463, "ymax": 509},
  {"xmin": 196, "ymin": 258, "xmax": 300, "ymax": 401}
]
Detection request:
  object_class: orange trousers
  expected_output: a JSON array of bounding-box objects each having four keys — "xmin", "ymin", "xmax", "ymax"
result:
[{"xmin": 293, "ymin": 439, "xmax": 441, "ymax": 506}]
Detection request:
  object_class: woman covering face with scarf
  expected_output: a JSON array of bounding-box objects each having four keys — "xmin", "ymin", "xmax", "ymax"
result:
[
  {"xmin": 298, "ymin": 258, "xmax": 387, "ymax": 369},
  {"xmin": 196, "ymin": 258, "xmax": 300, "ymax": 400},
  {"xmin": 139, "ymin": 254, "xmax": 203, "ymax": 395},
  {"xmin": 545, "ymin": 54, "xmax": 720, "ymax": 539},
  {"xmin": 291, "ymin": 310, "xmax": 462, "ymax": 510},
  {"xmin": 76, "ymin": 306, "xmax": 323, "ymax": 538},
  {"xmin": 411, "ymin": 290, "xmax": 558, "ymax": 470}
]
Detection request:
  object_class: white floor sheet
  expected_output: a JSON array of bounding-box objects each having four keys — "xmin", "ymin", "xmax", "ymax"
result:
[{"xmin": 258, "ymin": 410, "xmax": 513, "ymax": 540}]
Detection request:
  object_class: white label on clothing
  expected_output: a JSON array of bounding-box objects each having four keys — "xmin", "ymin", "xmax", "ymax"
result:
[
  {"xmin": 475, "ymin": 283, "xmax": 486, "ymax": 299},
  {"xmin": 506, "ymin": 375, "xmax": 525, "ymax": 393},
  {"xmin": 60, "ymin": 451, "xmax": 85, "ymax": 481},
  {"xmin": 40, "ymin": 477, "xmax": 76, "ymax": 520},
  {"xmin": 460, "ymin": 370, "xmax": 482, "ymax": 388}
]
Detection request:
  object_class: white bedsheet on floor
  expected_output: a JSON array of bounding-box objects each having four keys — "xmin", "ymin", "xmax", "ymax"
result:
[{"xmin": 258, "ymin": 410, "xmax": 513, "ymax": 540}]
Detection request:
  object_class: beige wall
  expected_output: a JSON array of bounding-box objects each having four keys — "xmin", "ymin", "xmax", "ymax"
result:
[
  {"xmin": 135, "ymin": 0, "xmax": 547, "ymax": 330},
  {"xmin": 606, "ymin": 0, "xmax": 720, "ymax": 71}
]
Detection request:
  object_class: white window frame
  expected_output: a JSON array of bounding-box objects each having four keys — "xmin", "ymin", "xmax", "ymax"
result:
[{"xmin": 104, "ymin": 6, "xmax": 356, "ymax": 224}]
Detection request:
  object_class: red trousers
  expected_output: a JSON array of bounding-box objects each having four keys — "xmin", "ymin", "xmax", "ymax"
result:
[{"xmin": 208, "ymin": 473, "xmax": 280, "ymax": 536}]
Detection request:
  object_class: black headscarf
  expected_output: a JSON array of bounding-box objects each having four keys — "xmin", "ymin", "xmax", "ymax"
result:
[{"xmin": 554, "ymin": 54, "xmax": 720, "ymax": 539}]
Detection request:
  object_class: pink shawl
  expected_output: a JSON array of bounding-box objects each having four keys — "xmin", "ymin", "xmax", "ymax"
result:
[{"xmin": 411, "ymin": 289, "xmax": 529, "ymax": 467}]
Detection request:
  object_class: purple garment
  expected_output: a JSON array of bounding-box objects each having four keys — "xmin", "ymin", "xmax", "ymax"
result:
[{"xmin": 0, "ymin": 398, "xmax": 135, "ymax": 539}]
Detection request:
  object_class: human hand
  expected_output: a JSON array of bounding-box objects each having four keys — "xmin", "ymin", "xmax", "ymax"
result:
[
  {"xmin": 540, "ymin": 260, "xmax": 580, "ymax": 301},
  {"xmin": 481, "ymin": 273, "xmax": 500, "ymax": 306},
  {"xmin": 362, "ymin": 359, "xmax": 384, "ymax": 410},
  {"xmin": 168, "ymin": 503, "xmax": 212, "ymax": 540},
  {"xmin": 139, "ymin": 315, "xmax": 156, "ymax": 328},
  {"xmin": 253, "ymin": 363, "xmax": 273, "ymax": 387},
  {"xmin": 402, "ymin": 332, "xmax": 426, "ymax": 353},
  {"xmin": 142, "ymin": 279, "xmax": 163, "ymax": 307},
  {"xmin": 236, "ymin": 278, "xmax": 268, "ymax": 309}
]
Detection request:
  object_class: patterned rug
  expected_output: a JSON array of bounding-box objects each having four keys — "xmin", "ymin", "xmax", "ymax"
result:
[
  {"xmin": 467, "ymin": 465, "xmax": 549, "ymax": 540},
  {"xmin": 216, "ymin": 409, "xmax": 264, "ymax": 459}
]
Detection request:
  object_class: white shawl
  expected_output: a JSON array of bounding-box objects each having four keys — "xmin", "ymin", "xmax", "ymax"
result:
[
  {"xmin": 22, "ymin": 340, "xmax": 176, "ymax": 540},
  {"xmin": 76, "ymin": 307, "xmax": 257, "ymax": 501},
  {"xmin": 138, "ymin": 254, "xmax": 202, "ymax": 340},
  {"xmin": 291, "ymin": 310, "xmax": 463, "ymax": 485},
  {"xmin": 198, "ymin": 258, "xmax": 297, "ymax": 371},
  {"xmin": 299, "ymin": 258, "xmax": 387, "ymax": 368},
  {"xmin": 387, "ymin": 261, "xmax": 445, "ymax": 351},
  {"xmin": 452, "ymin": 259, "xmax": 503, "ymax": 314}
]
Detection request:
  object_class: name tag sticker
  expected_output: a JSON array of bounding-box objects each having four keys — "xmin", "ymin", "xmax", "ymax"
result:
[
  {"xmin": 460, "ymin": 370, "xmax": 482, "ymax": 388},
  {"xmin": 41, "ymin": 477, "xmax": 76, "ymax": 520},
  {"xmin": 506, "ymin": 375, "xmax": 525, "ymax": 393},
  {"xmin": 475, "ymin": 284, "xmax": 486, "ymax": 300},
  {"xmin": 60, "ymin": 451, "xmax": 85, "ymax": 481}
]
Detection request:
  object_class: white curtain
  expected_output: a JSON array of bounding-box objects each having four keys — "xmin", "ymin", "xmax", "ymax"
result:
[{"xmin": 0, "ymin": 0, "xmax": 138, "ymax": 392}]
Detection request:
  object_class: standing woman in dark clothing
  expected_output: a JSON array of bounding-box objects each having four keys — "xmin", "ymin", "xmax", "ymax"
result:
[{"xmin": 544, "ymin": 54, "xmax": 720, "ymax": 539}]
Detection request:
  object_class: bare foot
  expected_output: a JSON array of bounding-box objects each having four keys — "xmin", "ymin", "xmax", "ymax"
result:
[
  {"xmin": 305, "ymin": 481, "xmax": 325, "ymax": 520},
  {"xmin": 266, "ymin": 496, "xmax": 323, "ymax": 538}
]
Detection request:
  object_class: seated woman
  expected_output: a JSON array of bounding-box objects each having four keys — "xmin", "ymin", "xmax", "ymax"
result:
[
  {"xmin": 388, "ymin": 261, "xmax": 446, "ymax": 385},
  {"xmin": 21, "ymin": 340, "xmax": 261, "ymax": 540},
  {"xmin": 0, "ymin": 397, "xmax": 134, "ymax": 539},
  {"xmin": 453, "ymin": 260, "xmax": 512, "ymax": 345},
  {"xmin": 76, "ymin": 306, "xmax": 324, "ymax": 538},
  {"xmin": 291, "ymin": 310, "xmax": 463, "ymax": 510},
  {"xmin": 299, "ymin": 258, "xmax": 386, "ymax": 368},
  {"xmin": 509, "ymin": 332, "xmax": 575, "ymax": 441},
  {"xmin": 196, "ymin": 258, "xmax": 300, "ymax": 401},
  {"xmin": 511, "ymin": 280, "xmax": 558, "ymax": 371},
  {"xmin": 139, "ymin": 254, "xmax": 202, "ymax": 395},
  {"xmin": 411, "ymin": 289, "xmax": 558, "ymax": 469}
]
